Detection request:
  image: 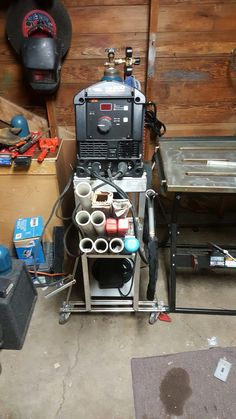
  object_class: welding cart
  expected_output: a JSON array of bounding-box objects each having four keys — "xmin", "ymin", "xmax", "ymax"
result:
[{"xmin": 59, "ymin": 172, "xmax": 165, "ymax": 324}]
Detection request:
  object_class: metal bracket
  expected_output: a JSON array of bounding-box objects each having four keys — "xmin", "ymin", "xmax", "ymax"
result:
[
  {"xmin": 147, "ymin": 32, "xmax": 156, "ymax": 78},
  {"xmin": 44, "ymin": 276, "xmax": 76, "ymax": 299}
]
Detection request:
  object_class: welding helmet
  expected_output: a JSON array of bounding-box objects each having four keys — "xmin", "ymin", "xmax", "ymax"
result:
[{"xmin": 6, "ymin": 0, "xmax": 72, "ymax": 94}]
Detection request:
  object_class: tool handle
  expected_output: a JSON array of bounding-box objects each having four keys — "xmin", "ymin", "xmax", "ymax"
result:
[
  {"xmin": 18, "ymin": 139, "xmax": 34, "ymax": 154},
  {"xmin": 37, "ymin": 149, "xmax": 48, "ymax": 163},
  {"xmin": 17, "ymin": 133, "xmax": 40, "ymax": 154}
]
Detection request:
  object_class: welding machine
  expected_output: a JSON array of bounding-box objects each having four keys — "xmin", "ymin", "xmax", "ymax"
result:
[{"xmin": 74, "ymin": 48, "xmax": 146, "ymax": 178}]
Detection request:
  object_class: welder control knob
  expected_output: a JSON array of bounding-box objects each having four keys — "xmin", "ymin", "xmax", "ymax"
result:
[{"xmin": 97, "ymin": 116, "xmax": 112, "ymax": 134}]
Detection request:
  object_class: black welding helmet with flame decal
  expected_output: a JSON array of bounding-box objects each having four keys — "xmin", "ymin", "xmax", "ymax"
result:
[{"xmin": 6, "ymin": 0, "xmax": 72, "ymax": 94}]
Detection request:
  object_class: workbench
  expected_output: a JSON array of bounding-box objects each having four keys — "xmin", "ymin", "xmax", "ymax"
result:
[
  {"xmin": 156, "ymin": 136, "xmax": 236, "ymax": 315},
  {"xmin": 0, "ymin": 139, "xmax": 76, "ymax": 247}
]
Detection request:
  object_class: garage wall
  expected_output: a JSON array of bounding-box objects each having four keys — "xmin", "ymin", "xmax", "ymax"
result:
[
  {"xmin": 155, "ymin": 0, "xmax": 236, "ymax": 139},
  {"xmin": 0, "ymin": 0, "xmax": 235, "ymax": 146},
  {"xmin": 0, "ymin": 1, "xmax": 149, "ymax": 132}
]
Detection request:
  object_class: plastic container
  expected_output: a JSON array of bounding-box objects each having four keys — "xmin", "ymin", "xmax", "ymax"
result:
[
  {"xmin": 124, "ymin": 237, "xmax": 140, "ymax": 253},
  {"xmin": 0, "ymin": 245, "xmax": 12, "ymax": 274}
]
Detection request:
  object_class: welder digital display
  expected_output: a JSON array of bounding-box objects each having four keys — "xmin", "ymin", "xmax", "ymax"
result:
[{"xmin": 100, "ymin": 103, "xmax": 112, "ymax": 111}]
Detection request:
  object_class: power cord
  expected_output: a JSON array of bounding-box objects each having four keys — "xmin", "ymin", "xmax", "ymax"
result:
[
  {"xmin": 32, "ymin": 169, "xmax": 74, "ymax": 286},
  {"xmin": 118, "ymin": 258, "xmax": 135, "ymax": 297},
  {"xmin": 144, "ymin": 101, "xmax": 166, "ymax": 138},
  {"xmin": 63, "ymin": 221, "xmax": 82, "ymax": 258}
]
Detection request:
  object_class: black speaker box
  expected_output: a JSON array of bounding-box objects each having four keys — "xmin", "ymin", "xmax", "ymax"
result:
[{"xmin": 0, "ymin": 259, "xmax": 37, "ymax": 350}]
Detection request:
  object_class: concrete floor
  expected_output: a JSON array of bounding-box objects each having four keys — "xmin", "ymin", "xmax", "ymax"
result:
[{"xmin": 1, "ymin": 238, "xmax": 236, "ymax": 419}]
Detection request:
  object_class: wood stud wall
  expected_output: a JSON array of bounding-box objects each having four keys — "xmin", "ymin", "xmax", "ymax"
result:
[
  {"xmin": 155, "ymin": 0, "xmax": 236, "ymax": 143},
  {"xmin": 0, "ymin": 0, "xmax": 235, "ymax": 152}
]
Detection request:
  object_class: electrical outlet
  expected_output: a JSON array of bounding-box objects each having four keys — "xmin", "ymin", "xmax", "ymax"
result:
[{"xmin": 214, "ymin": 358, "xmax": 232, "ymax": 382}]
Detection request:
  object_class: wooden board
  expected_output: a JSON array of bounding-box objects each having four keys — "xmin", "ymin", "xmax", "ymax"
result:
[
  {"xmin": 161, "ymin": 122, "xmax": 236, "ymax": 137},
  {"xmin": 0, "ymin": 175, "xmax": 61, "ymax": 247},
  {"xmin": 63, "ymin": 122, "xmax": 236, "ymax": 139},
  {"xmin": 157, "ymin": 103, "xmax": 236, "ymax": 125},
  {"xmin": 157, "ymin": 4, "xmax": 236, "ymax": 32},
  {"xmin": 0, "ymin": 96, "xmax": 74, "ymax": 138},
  {"xmin": 157, "ymin": 31, "xmax": 236, "ymax": 57},
  {"xmin": 66, "ymin": 5, "xmax": 148, "ymax": 34},
  {"xmin": 0, "ymin": 33, "xmax": 148, "ymax": 62},
  {"xmin": 160, "ymin": 0, "xmax": 236, "ymax": 3},
  {"xmin": 61, "ymin": 59, "xmax": 146, "ymax": 84},
  {"xmin": 0, "ymin": 140, "xmax": 76, "ymax": 247},
  {"xmin": 0, "ymin": 96, "xmax": 48, "ymax": 131},
  {"xmin": 62, "ymin": 0, "xmax": 148, "ymax": 6},
  {"xmin": 144, "ymin": 0, "xmax": 236, "ymax": 159}
]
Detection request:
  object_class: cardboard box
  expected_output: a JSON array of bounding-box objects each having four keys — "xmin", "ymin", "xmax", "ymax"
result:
[{"xmin": 13, "ymin": 216, "xmax": 45, "ymax": 265}]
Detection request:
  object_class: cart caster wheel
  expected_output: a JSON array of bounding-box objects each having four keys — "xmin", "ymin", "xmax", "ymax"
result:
[
  {"xmin": 59, "ymin": 312, "xmax": 71, "ymax": 325},
  {"xmin": 149, "ymin": 312, "xmax": 159, "ymax": 325}
]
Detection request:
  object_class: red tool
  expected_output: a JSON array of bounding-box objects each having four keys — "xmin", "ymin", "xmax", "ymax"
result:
[
  {"xmin": 158, "ymin": 312, "xmax": 172, "ymax": 322},
  {"xmin": 17, "ymin": 131, "xmax": 42, "ymax": 154},
  {"xmin": 37, "ymin": 137, "xmax": 59, "ymax": 162},
  {"xmin": 105, "ymin": 218, "xmax": 117, "ymax": 236}
]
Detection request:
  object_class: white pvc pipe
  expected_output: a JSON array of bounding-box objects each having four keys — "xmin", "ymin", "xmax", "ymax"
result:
[
  {"xmin": 90, "ymin": 211, "xmax": 106, "ymax": 235},
  {"xmin": 109, "ymin": 238, "xmax": 124, "ymax": 254},
  {"xmin": 75, "ymin": 182, "xmax": 93, "ymax": 211},
  {"xmin": 94, "ymin": 238, "xmax": 108, "ymax": 254},
  {"xmin": 79, "ymin": 238, "xmax": 94, "ymax": 254},
  {"xmin": 75, "ymin": 210, "xmax": 95, "ymax": 236}
]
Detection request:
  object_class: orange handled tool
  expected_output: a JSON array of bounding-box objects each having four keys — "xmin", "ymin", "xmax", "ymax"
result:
[{"xmin": 37, "ymin": 137, "xmax": 59, "ymax": 162}]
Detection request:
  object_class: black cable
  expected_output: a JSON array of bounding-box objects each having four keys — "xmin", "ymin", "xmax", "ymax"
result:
[
  {"xmin": 91, "ymin": 171, "xmax": 123, "ymax": 193},
  {"xmin": 156, "ymin": 195, "xmax": 170, "ymax": 247},
  {"xmin": 144, "ymin": 101, "xmax": 166, "ymax": 138},
  {"xmin": 55, "ymin": 207, "xmax": 72, "ymax": 221},
  {"xmin": 42, "ymin": 170, "xmax": 74, "ymax": 235},
  {"xmin": 33, "ymin": 170, "xmax": 74, "ymax": 284},
  {"xmin": 118, "ymin": 259, "xmax": 135, "ymax": 297},
  {"xmin": 55, "ymin": 172, "xmax": 74, "ymax": 221},
  {"xmin": 63, "ymin": 222, "xmax": 82, "ymax": 258}
]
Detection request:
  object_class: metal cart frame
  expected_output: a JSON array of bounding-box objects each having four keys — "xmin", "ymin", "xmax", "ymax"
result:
[{"xmin": 59, "ymin": 173, "xmax": 164, "ymax": 324}]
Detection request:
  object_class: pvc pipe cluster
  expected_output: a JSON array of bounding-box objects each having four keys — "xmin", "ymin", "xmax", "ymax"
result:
[
  {"xmin": 91, "ymin": 211, "xmax": 106, "ymax": 235},
  {"xmin": 75, "ymin": 210, "xmax": 106, "ymax": 236},
  {"xmin": 79, "ymin": 238, "xmax": 94, "ymax": 254},
  {"xmin": 94, "ymin": 238, "xmax": 109, "ymax": 254},
  {"xmin": 109, "ymin": 238, "xmax": 124, "ymax": 254},
  {"xmin": 79, "ymin": 237, "xmax": 125, "ymax": 254},
  {"xmin": 74, "ymin": 182, "xmax": 93, "ymax": 211},
  {"xmin": 75, "ymin": 210, "xmax": 95, "ymax": 236},
  {"xmin": 74, "ymin": 181, "xmax": 139, "ymax": 255}
]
